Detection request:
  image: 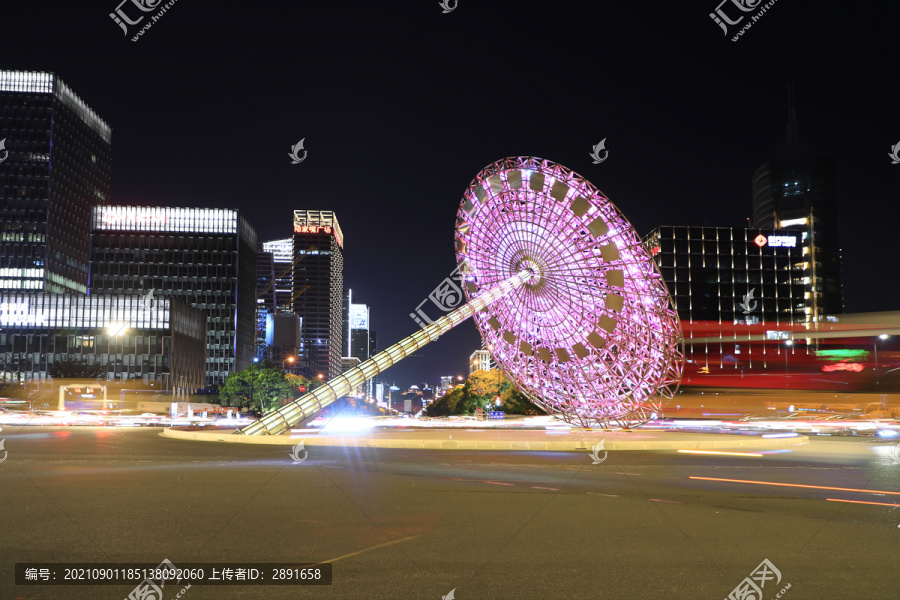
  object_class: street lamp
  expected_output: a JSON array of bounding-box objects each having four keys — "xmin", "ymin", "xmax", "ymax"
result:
[
  {"xmin": 283, "ymin": 356, "xmax": 295, "ymax": 371},
  {"xmin": 875, "ymin": 335, "xmax": 889, "ymax": 410},
  {"xmin": 107, "ymin": 323, "xmax": 128, "ymax": 384}
]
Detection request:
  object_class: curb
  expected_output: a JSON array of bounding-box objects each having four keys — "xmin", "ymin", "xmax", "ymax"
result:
[{"xmin": 160, "ymin": 428, "xmax": 810, "ymax": 452}]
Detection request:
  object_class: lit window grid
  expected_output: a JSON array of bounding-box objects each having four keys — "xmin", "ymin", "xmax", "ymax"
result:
[
  {"xmin": 0, "ymin": 302, "xmax": 206, "ymax": 388},
  {"xmin": 455, "ymin": 157, "xmax": 684, "ymax": 429},
  {"xmin": 0, "ymin": 293, "xmax": 171, "ymax": 330},
  {"xmin": 649, "ymin": 226, "xmax": 806, "ymax": 325},
  {"xmin": 647, "ymin": 225, "xmax": 808, "ymax": 370},
  {"xmin": 92, "ymin": 206, "xmax": 238, "ymax": 234},
  {"xmin": 262, "ymin": 239, "xmax": 293, "ymax": 264}
]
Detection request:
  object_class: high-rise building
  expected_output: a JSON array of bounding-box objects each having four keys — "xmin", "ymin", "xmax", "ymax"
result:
[
  {"xmin": 265, "ymin": 312, "xmax": 301, "ymax": 366},
  {"xmin": 256, "ymin": 249, "xmax": 277, "ymax": 359},
  {"xmin": 469, "ymin": 349, "xmax": 492, "ymax": 374},
  {"xmin": 0, "ymin": 70, "xmax": 112, "ymax": 294},
  {"xmin": 751, "ymin": 88, "xmax": 843, "ymax": 318},
  {"xmin": 89, "ymin": 206, "xmax": 258, "ymax": 385},
  {"xmin": 349, "ymin": 302, "xmax": 369, "ymax": 360},
  {"xmin": 368, "ymin": 330, "xmax": 377, "ymax": 398},
  {"xmin": 346, "ymin": 293, "xmax": 374, "ymax": 397},
  {"xmin": 342, "ymin": 289, "xmax": 351, "ymax": 358},
  {"xmin": 439, "ymin": 375, "xmax": 453, "ymax": 398},
  {"xmin": 261, "ymin": 238, "xmax": 293, "ymax": 313},
  {"xmin": 644, "ymin": 226, "xmax": 807, "ymax": 326},
  {"xmin": 292, "ymin": 210, "xmax": 343, "ymax": 380}
]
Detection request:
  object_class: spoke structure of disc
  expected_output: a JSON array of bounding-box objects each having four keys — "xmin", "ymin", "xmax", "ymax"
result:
[{"xmin": 455, "ymin": 156, "xmax": 683, "ymax": 428}]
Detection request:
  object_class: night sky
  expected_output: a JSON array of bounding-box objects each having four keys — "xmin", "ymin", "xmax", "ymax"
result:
[{"xmin": 5, "ymin": 1, "xmax": 897, "ymax": 390}]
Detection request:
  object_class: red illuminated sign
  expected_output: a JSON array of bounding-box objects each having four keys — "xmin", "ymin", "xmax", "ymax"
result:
[
  {"xmin": 293, "ymin": 224, "xmax": 343, "ymax": 248},
  {"xmin": 294, "ymin": 225, "xmax": 333, "ymax": 235}
]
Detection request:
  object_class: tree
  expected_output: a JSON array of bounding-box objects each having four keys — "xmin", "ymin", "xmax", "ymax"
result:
[
  {"xmin": 425, "ymin": 386, "xmax": 467, "ymax": 417},
  {"xmin": 218, "ymin": 362, "xmax": 292, "ymax": 416},
  {"xmin": 424, "ymin": 370, "xmax": 546, "ymax": 417},
  {"xmin": 285, "ymin": 373, "xmax": 314, "ymax": 396}
]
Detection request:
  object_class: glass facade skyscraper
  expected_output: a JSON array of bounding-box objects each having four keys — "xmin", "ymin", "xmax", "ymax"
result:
[
  {"xmin": 256, "ymin": 248, "xmax": 277, "ymax": 359},
  {"xmin": 292, "ymin": 210, "xmax": 343, "ymax": 380},
  {"xmin": 0, "ymin": 70, "xmax": 112, "ymax": 294},
  {"xmin": 89, "ymin": 206, "xmax": 258, "ymax": 385},
  {"xmin": 751, "ymin": 93, "xmax": 843, "ymax": 319},
  {"xmin": 261, "ymin": 238, "xmax": 293, "ymax": 313}
]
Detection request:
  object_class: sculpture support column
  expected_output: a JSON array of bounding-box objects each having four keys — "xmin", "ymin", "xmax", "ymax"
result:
[{"xmin": 237, "ymin": 271, "xmax": 531, "ymax": 436}]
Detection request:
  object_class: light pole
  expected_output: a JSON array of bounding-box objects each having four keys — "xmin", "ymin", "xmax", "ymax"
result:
[
  {"xmin": 282, "ymin": 356, "xmax": 295, "ymax": 372},
  {"xmin": 875, "ymin": 334, "xmax": 889, "ymax": 412},
  {"xmin": 784, "ymin": 340, "xmax": 793, "ymax": 390},
  {"xmin": 249, "ymin": 357, "xmax": 259, "ymax": 416},
  {"xmin": 107, "ymin": 323, "xmax": 128, "ymax": 404}
]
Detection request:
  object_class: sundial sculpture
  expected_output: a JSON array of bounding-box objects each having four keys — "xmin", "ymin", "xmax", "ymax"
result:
[{"xmin": 239, "ymin": 157, "xmax": 683, "ymax": 435}]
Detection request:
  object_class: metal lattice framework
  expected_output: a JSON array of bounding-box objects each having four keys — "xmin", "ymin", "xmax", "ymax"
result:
[
  {"xmin": 455, "ymin": 157, "xmax": 683, "ymax": 428},
  {"xmin": 238, "ymin": 156, "xmax": 682, "ymax": 435}
]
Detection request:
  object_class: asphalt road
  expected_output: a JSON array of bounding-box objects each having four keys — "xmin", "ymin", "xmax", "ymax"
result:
[{"xmin": 1, "ymin": 427, "xmax": 899, "ymax": 600}]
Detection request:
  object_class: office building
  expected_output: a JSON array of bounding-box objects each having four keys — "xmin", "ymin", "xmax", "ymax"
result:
[
  {"xmin": 266, "ymin": 312, "xmax": 301, "ymax": 366},
  {"xmin": 261, "ymin": 238, "xmax": 293, "ymax": 313},
  {"xmin": 349, "ymin": 301, "xmax": 369, "ymax": 359},
  {"xmin": 256, "ymin": 249, "xmax": 277, "ymax": 359},
  {"xmin": 644, "ymin": 225, "xmax": 811, "ymax": 369},
  {"xmin": 0, "ymin": 70, "xmax": 112, "ymax": 294},
  {"xmin": 292, "ymin": 210, "xmax": 343, "ymax": 380},
  {"xmin": 751, "ymin": 89, "xmax": 843, "ymax": 318},
  {"xmin": 0, "ymin": 292, "xmax": 206, "ymax": 392},
  {"xmin": 644, "ymin": 226, "xmax": 808, "ymax": 326},
  {"xmin": 346, "ymin": 294, "xmax": 373, "ymax": 397},
  {"xmin": 89, "ymin": 206, "xmax": 257, "ymax": 385},
  {"xmin": 439, "ymin": 375, "xmax": 453, "ymax": 398},
  {"xmin": 469, "ymin": 349, "xmax": 493, "ymax": 374}
]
